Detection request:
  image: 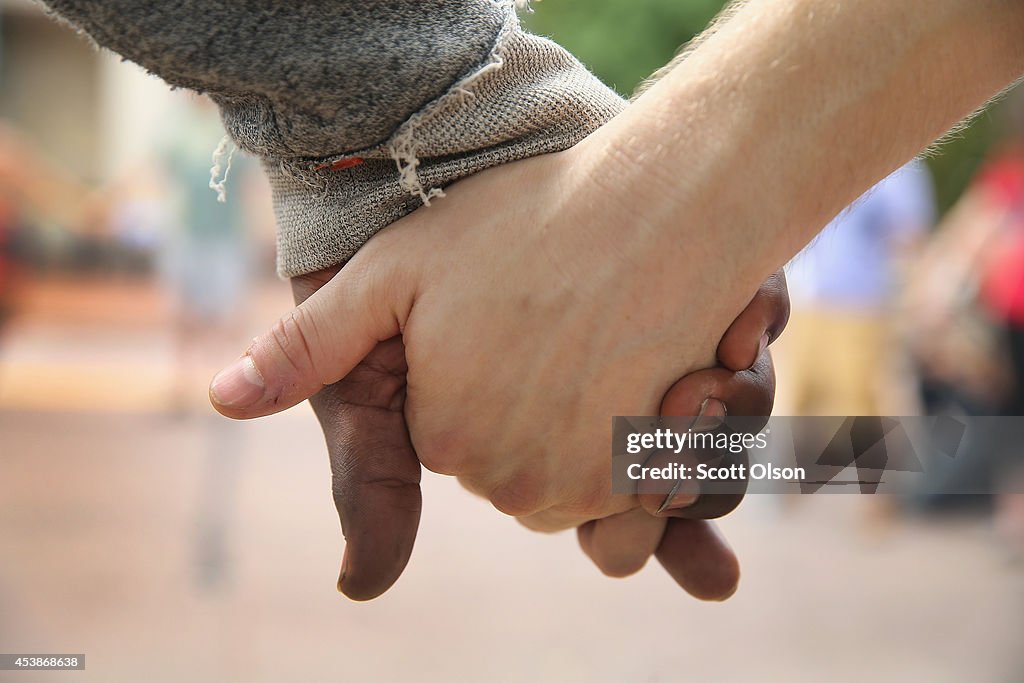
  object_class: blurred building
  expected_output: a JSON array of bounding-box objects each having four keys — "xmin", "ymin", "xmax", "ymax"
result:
[{"xmin": 0, "ymin": 0, "xmax": 174, "ymax": 184}]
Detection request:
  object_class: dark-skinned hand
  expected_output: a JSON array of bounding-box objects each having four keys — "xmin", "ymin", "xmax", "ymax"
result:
[{"xmin": 290, "ymin": 267, "xmax": 788, "ymax": 601}]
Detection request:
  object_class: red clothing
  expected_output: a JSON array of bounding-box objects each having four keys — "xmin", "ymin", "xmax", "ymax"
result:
[{"xmin": 977, "ymin": 153, "xmax": 1024, "ymax": 326}]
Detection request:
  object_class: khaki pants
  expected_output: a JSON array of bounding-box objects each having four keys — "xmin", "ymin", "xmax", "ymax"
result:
[{"xmin": 774, "ymin": 309, "xmax": 892, "ymax": 416}]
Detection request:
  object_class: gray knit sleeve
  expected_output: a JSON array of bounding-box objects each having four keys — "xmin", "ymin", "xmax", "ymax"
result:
[{"xmin": 41, "ymin": 0, "xmax": 625, "ymax": 277}]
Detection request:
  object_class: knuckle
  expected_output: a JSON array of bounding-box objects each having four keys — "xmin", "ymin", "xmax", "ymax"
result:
[
  {"xmin": 455, "ymin": 474, "xmax": 488, "ymax": 499},
  {"xmin": 330, "ymin": 439, "xmax": 423, "ymax": 514},
  {"xmin": 415, "ymin": 428, "xmax": 470, "ymax": 476},
  {"xmin": 489, "ymin": 473, "xmax": 548, "ymax": 518},
  {"xmin": 333, "ymin": 470, "xmax": 421, "ymax": 505},
  {"xmin": 269, "ymin": 309, "xmax": 318, "ymax": 373},
  {"xmin": 570, "ymin": 491, "xmax": 611, "ymax": 517},
  {"xmin": 349, "ymin": 256, "xmax": 411, "ymax": 330},
  {"xmin": 417, "ymin": 446, "xmax": 461, "ymax": 477},
  {"xmin": 339, "ymin": 440, "xmax": 421, "ymax": 486},
  {"xmin": 516, "ymin": 512, "xmax": 566, "ymax": 533}
]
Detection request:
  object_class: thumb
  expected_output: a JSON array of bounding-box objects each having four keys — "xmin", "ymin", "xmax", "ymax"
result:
[{"xmin": 209, "ymin": 259, "xmax": 412, "ymax": 419}]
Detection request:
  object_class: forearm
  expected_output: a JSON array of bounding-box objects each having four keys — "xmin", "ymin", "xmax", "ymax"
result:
[{"xmin": 592, "ymin": 0, "xmax": 1024, "ymax": 299}]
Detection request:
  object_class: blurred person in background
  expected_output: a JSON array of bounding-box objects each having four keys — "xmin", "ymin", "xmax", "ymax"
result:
[
  {"xmin": 904, "ymin": 115, "xmax": 1024, "ymax": 552},
  {"xmin": 908, "ymin": 120, "xmax": 1024, "ymax": 418},
  {"xmin": 774, "ymin": 161, "xmax": 934, "ymax": 527},
  {"xmin": 779, "ymin": 160, "xmax": 935, "ymax": 417}
]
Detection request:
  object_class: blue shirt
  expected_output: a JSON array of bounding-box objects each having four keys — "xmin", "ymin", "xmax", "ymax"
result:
[{"xmin": 786, "ymin": 160, "xmax": 935, "ymax": 311}]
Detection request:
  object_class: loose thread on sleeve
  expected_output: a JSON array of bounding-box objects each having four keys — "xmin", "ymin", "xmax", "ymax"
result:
[{"xmin": 209, "ymin": 135, "xmax": 237, "ymax": 203}]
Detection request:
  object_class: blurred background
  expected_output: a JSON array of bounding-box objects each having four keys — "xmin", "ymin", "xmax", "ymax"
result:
[{"xmin": 0, "ymin": 0, "xmax": 1022, "ymax": 680}]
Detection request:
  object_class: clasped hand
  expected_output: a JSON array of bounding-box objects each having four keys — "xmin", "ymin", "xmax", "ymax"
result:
[{"xmin": 210, "ymin": 142, "xmax": 789, "ymax": 600}]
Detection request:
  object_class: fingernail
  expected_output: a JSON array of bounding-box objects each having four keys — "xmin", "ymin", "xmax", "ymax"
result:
[
  {"xmin": 658, "ymin": 480, "xmax": 700, "ymax": 515},
  {"xmin": 210, "ymin": 355, "xmax": 264, "ymax": 409},
  {"xmin": 758, "ymin": 332, "xmax": 770, "ymax": 358},
  {"xmin": 691, "ymin": 397, "xmax": 727, "ymax": 432}
]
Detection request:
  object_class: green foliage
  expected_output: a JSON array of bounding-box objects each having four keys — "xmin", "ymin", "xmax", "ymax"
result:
[
  {"xmin": 923, "ymin": 108, "xmax": 1003, "ymax": 215},
  {"xmin": 523, "ymin": 0, "xmax": 726, "ymax": 96}
]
